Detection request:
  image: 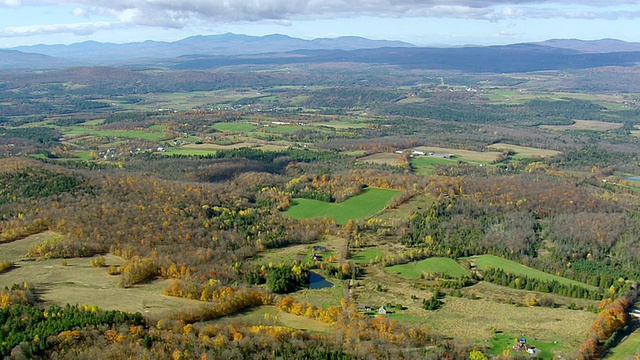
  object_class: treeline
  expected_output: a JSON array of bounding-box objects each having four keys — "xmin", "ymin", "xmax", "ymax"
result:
[
  {"xmin": 0, "ymin": 302, "xmax": 143, "ymax": 358},
  {"xmin": 483, "ymin": 268, "xmax": 602, "ymax": 300}
]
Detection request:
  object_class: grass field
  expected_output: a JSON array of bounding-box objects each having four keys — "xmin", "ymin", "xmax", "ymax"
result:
[
  {"xmin": 0, "ymin": 232, "xmax": 201, "ymax": 318},
  {"xmin": 410, "ymin": 156, "xmax": 459, "ymax": 174},
  {"xmin": 424, "ymin": 297, "xmax": 595, "ymax": 355},
  {"xmin": 540, "ymin": 120, "xmax": 623, "ymax": 131},
  {"xmin": 357, "ymin": 152, "xmax": 404, "ymax": 166},
  {"xmin": 285, "ymin": 188, "xmax": 400, "ymax": 224},
  {"xmin": 310, "ymin": 121, "xmax": 369, "ymax": 129},
  {"xmin": 351, "ymin": 248, "xmax": 384, "ymax": 263},
  {"xmin": 466, "ymin": 255, "xmax": 596, "ymax": 289},
  {"xmin": 487, "ymin": 142, "xmax": 561, "ymax": 158},
  {"xmin": 607, "ymin": 330, "xmax": 640, "ymax": 359},
  {"xmin": 212, "ymin": 122, "xmax": 257, "ymax": 133},
  {"xmin": 410, "ymin": 146, "xmax": 502, "ymax": 163},
  {"xmin": 385, "ymin": 257, "xmax": 470, "ymax": 279},
  {"xmin": 490, "ymin": 333, "xmax": 563, "ymax": 360},
  {"xmin": 215, "ymin": 305, "xmax": 334, "ymax": 333},
  {"xmin": 64, "ymin": 128, "xmax": 166, "ymax": 141}
]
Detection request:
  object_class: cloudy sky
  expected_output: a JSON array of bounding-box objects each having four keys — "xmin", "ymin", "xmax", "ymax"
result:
[{"xmin": 1, "ymin": 0, "xmax": 640, "ymax": 48}]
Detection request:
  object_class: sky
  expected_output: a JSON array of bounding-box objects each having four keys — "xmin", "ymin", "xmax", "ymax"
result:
[{"xmin": 1, "ymin": 0, "xmax": 640, "ymax": 48}]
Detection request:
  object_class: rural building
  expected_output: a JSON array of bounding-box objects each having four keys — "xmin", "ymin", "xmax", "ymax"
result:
[{"xmin": 378, "ymin": 306, "xmax": 387, "ymax": 315}]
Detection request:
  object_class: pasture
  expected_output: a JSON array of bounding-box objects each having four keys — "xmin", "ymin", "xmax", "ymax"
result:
[
  {"xmin": 357, "ymin": 152, "xmax": 405, "ymax": 166},
  {"xmin": 351, "ymin": 248, "xmax": 384, "ymax": 264},
  {"xmin": 489, "ymin": 333, "xmax": 563, "ymax": 360},
  {"xmin": 410, "ymin": 156, "xmax": 459, "ymax": 174},
  {"xmin": 607, "ymin": 330, "xmax": 640, "ymax": 359},
  {"xmin": 410, "ymin": 146, "xmax": 502, "ymax": 163},
  {"xmin": 215, "ymin": 305, "xmax": 334, "ymax": 333},
  {"xmin": 63, "ymin": 127, "xmax": 166, "ymax": 141},
  {"xmin": 285, "ymin": 188, "xmax": 400, "ymax": 224},
  {"xmin": 466, "ymin": 255, "xmax": 595, "ymax": 289},
  {"xmin": 424, "ymin": 297, "xmax": 595, "ymax": 354},
  {"xmin": 0, "ymin": 232, "xmax": 201, "ymax": 319},
  {"xmin": 212, "ymin": 122, "xmax": 257, "ymax": 133},
  {"xmin": 487, "ymin": 142, "xmax": 561, "ymax": 158},
  {"xmin": 385, "ymin": 257, "xmax": 470, "ymax": 279},
  {"xmin": 539, "ymin": 120, "xmax": 623, "ymax": 131}
]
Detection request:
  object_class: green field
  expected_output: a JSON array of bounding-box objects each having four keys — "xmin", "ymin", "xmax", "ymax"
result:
[
  {"xmin": 607, "ymin": 330, "xmax": 640, "ymax": 359},
  {"xmin": 467, "ymin": 255, "xmax": 596, "ymax": 290},
  {"xmin": 351, "ymin": 248, "xmax": 384, "ymax": 263},
  {"xmin": 285, "ymin": 188, "xmax": 399, "ymax": 224},
  {"xmin": 385, "ymin": 257, "xmax": 470, "ymax": 279},
  {"xmin": 64, "ymin": 128, "xmax": 166, "ymax": 141},
  {"xmin": 213, "ymin": 122, "xmax": 257, "ymax": 133},
  {"xmin": 490, "ymin": 333, "xmax": 563, "ymax": 360},
  {"xmin": 163, "ymin": 148, "xmax": 217, "ymax": 156},
  {"xmin": 410, "ymin": 156, "xmax": 459, "ymax": 174}
]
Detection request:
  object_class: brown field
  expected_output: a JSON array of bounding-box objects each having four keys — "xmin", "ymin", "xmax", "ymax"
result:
[
  {"xmin": 540, "ymin": 120, "xmax": 623, "ymax": 131},
  {"xmin": 0, "ymin": 232, "xmax": 201, "ymax": 319},
  {"xmin": 411, "ymin": 146, "xmax": 502, "ymax": 163},
  {"xmin": 213, "ymin": 305, "xmax": 334, "ymax": 333},
  {"xmin": 182, "ymin": 142, "xmax": 288, "ymax": 152},
  {"xmin": 487, "ymin": 142, "xmax": 561, "ymax": 158},
  {"xmin": 425, "ymin": 296, "xmax": 595, "ymax": 349},
  {"xmin": 356, "ymin": 152, "xmax": 404, "ymax": 166}
]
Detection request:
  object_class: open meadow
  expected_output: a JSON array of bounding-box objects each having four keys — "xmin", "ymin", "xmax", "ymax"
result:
[
  {"xmin": 487, "ymin": 142, "xmax": 561, "ymax": 158},
  {"xmin": 465, "ymin": 255, "xmax": 595, "ymax": 289},
  {"xmin": 540, "ymin": 119, "xmax": 624, "ymax": 131},
  {"xmin": 0, "ymin": 232, "xmax": 201, "ymax": 319},
  {"xmin": 385, "ymin": 257, "xmax": 470, "ymax": 279},
  {"xmin": 285, "ymin": 188, "xmax": 400, "ymax": 224}
]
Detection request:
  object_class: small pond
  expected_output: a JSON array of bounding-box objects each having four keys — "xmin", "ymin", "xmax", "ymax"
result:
[
  {"xmin": 309, "ymin": 272, "xmax": 333, "ymax": 289},
  {"xmin": 625, "ymin": 176, "xmax": 640, "ymax": 182}
]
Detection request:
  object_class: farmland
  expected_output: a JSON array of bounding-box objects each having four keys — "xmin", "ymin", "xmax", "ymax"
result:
[
  {"xmin": 466, "ymin": 255, "xmax": 595, "ymax": 290},
  {"xmin": 539, "ymin": 119, "xmax": 624, "ymax": 131},
  {"xmin": 385, "ymin": 257, "xmax": 470, "ymax": 279},
  {"xmin": 285, "ymin": 188, "xmax": 400, "ymax": 224},
  {"xmin": 487, "ymin": 142, "xmax": 562, "ymax": 158},
  {"xmin": 1, "ymin": 46, "xmax": 640, "ymax": 359}
]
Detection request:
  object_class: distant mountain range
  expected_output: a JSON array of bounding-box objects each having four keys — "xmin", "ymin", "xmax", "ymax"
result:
[
  {"xmin": 2, "ymin": 34, "xmax": 640, "ymax": 72},
  {"xmin": 10, "ymin": 33, "xmax": 414, "ymax": 63}
]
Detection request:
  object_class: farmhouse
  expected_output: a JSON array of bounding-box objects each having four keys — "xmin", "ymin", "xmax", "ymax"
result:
[{"xmin": 378, "ymin": 306, "xmax": 387, "ymax": 315}]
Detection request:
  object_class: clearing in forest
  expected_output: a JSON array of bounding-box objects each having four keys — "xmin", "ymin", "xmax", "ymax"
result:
[
  {"xmin": 487, "ymin": 142, "xmax": 561, "ymax": 158},
  {"xmin": 425, "ymin": 297, "xmax": 595, "ymax": 355},
  {"xmin": 357, "ymin": 152, "xmax": 405, "ymax": 166},
  {"xmin": 215, "ymin": 305, "xmax": 334, "ymax": 333},
  {"xmin": 385, "ymin": 257, "xmax": 470, "ymax": 279},
  {"xmin": 0, "ymin": 232, "xmax": 201, "ymax": 318},
  {"xmin": 465, "ymin": 255, "xmax": 595, "ymax": 290},
  {"xmin": 539, "ymin": 120, "xmax": 623, "ymax": 131},
  {"xmin": 285, "ymin": 188, "xmax": 399, "ymax": 224}
]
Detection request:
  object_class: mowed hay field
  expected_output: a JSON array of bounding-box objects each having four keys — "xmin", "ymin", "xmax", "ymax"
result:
[
  {"xmin": 539, "ymin": 120, "xmax": 623, "ymax": 131},
  {"xmin": 385, "ymin": 257, "xmax": 470, "ymax": 279},
  {"xmin": 285, "ymin": 188, "xmax": 399, "ymax": 224},
  {"xmin": 487, "ymin": 142, "xmax": 561, "ymax": 158},
  {"xmin": 424, "ymin": 297, "xmax": 596, "ymax": 352},
  {"xmin": 410, "ymin": 146, "xmax": 502, "ymax": 163},
  {"xmin": 466, "ymin": 255, "xmax": 595, "ymax": 290},
  {"xmin": 0, "ymin": 232, "xmax": 201, "ymax": 318},
  {"xmin": 357, "ymin": 152, "xmax": 405, "ymax": 166}
]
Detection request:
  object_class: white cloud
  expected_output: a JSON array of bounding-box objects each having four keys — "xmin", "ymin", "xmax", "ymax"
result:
[
  {"xmin": 72, "ymin": 7, "xmax": 88, "ymax": 17},
  {"xmin": 0, "ymin": 21, "xmax": 121, "ymax": 37}
]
